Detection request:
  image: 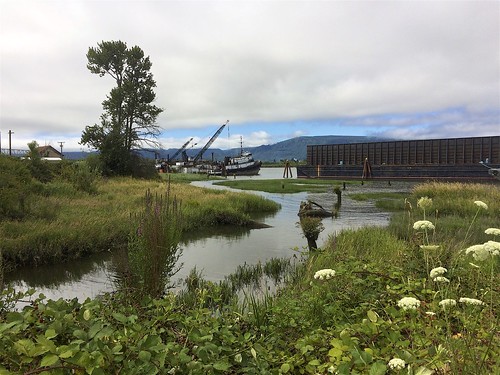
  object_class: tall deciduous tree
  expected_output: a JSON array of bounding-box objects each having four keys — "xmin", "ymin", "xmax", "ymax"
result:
[{"xmin": 81, "ymin": 41, "xmax": 163, "ymax": 175}]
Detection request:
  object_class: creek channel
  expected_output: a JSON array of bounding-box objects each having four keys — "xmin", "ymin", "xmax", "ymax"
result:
[{"xmin": 7, "ymin": 168, "xmax": 412, "ymax": 302}]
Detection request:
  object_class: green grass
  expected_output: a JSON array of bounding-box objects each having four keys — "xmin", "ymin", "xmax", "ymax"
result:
[
  {"xmin": 1, "ymin": 181, "xmax": 498, "ymax": 374},
  {"xmin": 213, "ymin": 178, "xmax": 347, "ymax": 193},
  {"xmin": 0, "ymin": 177, "xmax": 279, "ymax": 270}
]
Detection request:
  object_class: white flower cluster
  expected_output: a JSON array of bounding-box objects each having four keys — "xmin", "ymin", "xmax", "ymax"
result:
[
  {"xmin": 417, "ymin": 196, "xmax": 433, "ymax": 210},
  {"xmin": 388, "ymin": 358, "xmax": 406, "ymax": 370},
  {"xmin": 397, "ymin": 297, "xmax": 420, "ymax": 311},
  {"xmin": 465, "ymin": 241, "xmax": 500, "ymax": 261},
  {"xmin": 439, "ymin": 299, "xmax": 457, "ymax": 308},
  {"xmin": 459, "ymin": 297, "xmax": 484, "ymax": 306},
  {"xmin": 474, "ymin": 200, "xmax": 488, "ymax": 210},
  {"xmin": 314, "ymin": 269, "xmax": 336, "ymax": 280},
  {"xmin": 485, "ymin": 227, "xmax": 500, "ymax": 236},
  {"xmin": 413, "ymin": 220, "xmax": 435, "ymax": 231},
  {"xmin": 430, "ymin": 266, "xmax": 447, "ymax": 279}
]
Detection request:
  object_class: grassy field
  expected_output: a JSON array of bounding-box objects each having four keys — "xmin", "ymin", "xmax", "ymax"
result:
[
  {"xmin": 0, "ymin": 175, "xmax": 279, "ymax": 270},
  {"xmin": 213, "ymin": 178, "xmax": 352, "ymax": 193}
]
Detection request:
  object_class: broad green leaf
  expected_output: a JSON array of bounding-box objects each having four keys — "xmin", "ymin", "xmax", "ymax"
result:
[
  {"xmin": 213, "ymin": 361, "xmax": 230, "ymax": 371},
  {"xmin": 369, "ymin": 362, "xmax": 387, "ymax": 375},
  {"xmin": 45, "ymin": 329, "xmax": 57, "ymax": 339},
  {"xmin": 367, "ymin": 310, "xmax": 378, "ymax": 323},
  {"xmin": 280, "ymin": 363, "xmax": 291, "ymax": 373},
  {"xmin": 234, "ymin": 353, "xmax": 242, "ymax": 363},
  {"xmin": 250, "ymin": 347, "xmax": 257, "ymax": 359},
  {"xmin": 59, "ymin": 350, "xmax": 74, "ymax": 359},
  {"xmin": 40, "ymin": 353, "xmax": 59, "ymax": 367},
  {"xmin": 138, "ymin": 350, "xmax": 151, "ymax": 362},
  {"xmin": 14, "ymin": 339, "xmax": 34, "ymax": 356},
  {"xmin": 112, "ymin": 312, "xmax": 128, "ymax": 324},
  {"xmin": 328, "ymin": 348, "xmax": 343, "ymax": 359},
  {"xmin": 83, "ymin": 309, "xmax": 91, "ymax": 321},
  {"xmin": 308, "ymin": 359, "xmax": 321, "ymax": 366}
]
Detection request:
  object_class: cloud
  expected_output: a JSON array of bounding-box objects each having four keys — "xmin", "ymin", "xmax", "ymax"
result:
[{"xmin": 1, "ymin": 1, "xmax": 498, "ymax": 150}]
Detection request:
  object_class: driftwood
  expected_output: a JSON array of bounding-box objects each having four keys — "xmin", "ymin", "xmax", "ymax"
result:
[{"xmin": 298, "ymin": 200, "xmax": 332, "ymax": 217}]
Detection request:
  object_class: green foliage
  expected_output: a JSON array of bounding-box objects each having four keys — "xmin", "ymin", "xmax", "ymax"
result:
[
  {"xmin": 0, "ymin": 155, "xmax": 35, "ymax": 220},
  {"xmin": 1, "ymin": 181, "xmax": 498, "ymax": 373},
  {"xmin": 81, "ymin": 40, "xmax": 163, "ymax": 176},
  {"xmin": 122, "ymin": 188, "xmax": 183, "ymax": 298},
  {"xmin": 24, "ymin": 141, "xmax": 54, "ymax": 183}
]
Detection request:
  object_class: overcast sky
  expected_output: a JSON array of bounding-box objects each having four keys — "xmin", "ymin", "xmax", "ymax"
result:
[{"xmin": 1, "ymin": 0, "xmax": 499, "ymax": 152}]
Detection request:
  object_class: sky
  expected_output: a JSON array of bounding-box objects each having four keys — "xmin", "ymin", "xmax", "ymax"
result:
[{"xmin": 1, "ymin": 0, "xmax": 499, "ymax": 152}]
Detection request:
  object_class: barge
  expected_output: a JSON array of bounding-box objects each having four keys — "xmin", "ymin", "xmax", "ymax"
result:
[{"xmin": 297, "ymin": 135, "xmax": 500, "ymax": 181}]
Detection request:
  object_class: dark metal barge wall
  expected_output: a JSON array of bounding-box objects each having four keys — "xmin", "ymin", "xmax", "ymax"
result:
[{"xmin": 297, "ymin": 136, "xmax": 500, "ymax": 181}]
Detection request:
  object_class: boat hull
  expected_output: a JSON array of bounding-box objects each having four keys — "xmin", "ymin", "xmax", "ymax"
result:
[{"xmin": 224, "ymin": 161, "xmax": 262, "ymax": 176}]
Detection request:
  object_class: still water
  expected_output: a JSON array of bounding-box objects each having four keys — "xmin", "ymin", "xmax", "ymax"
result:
[{"xmin": 7, "ymin": 168, "xmax": 409, "ymax": 301}]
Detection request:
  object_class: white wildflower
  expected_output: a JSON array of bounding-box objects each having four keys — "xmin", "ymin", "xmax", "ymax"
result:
[
  {"xmin": 439, "ymin": 299, "xmax": 457, "ymax": 308},
  {"xmin": 413, "ymin": 220, "xmax": 435, "ymax": 231},
  {"xmin": 417, "ymin": 196, "xmax": 433, "ymax": 210},
  {"xmin": 459, "ymin": 297, "xmax": 484, "ymax": 306},
  {"xmin": 425, "ymin": 311, "xmax": 436, "ymax": 316},
  {"xmin": 485, "ymin": 228, "xmax": 500, "ymax": 236},
  {"xmin": 433, "ymin": 276, "xmax": 450, "ymax": 283},
  {"xmin": 397, "ymin": 297, "xmax": 421, "ymax": 311},
  {"xmin": 474, "ymin": 200, "xmax": 488, "ymax": 210},
  {"xmin": 388, "ymin": 358, "xmax": 406, "ymax": 370},
  {"xmin": 313, "ymin": 269, "xmax": 336, "ymax": 280},
  {"xmin": 420, "ymin": 245, "xmax": 440, "ymax": 251},
  {"xmin": 484, "ymin": 241, "xmax": 500, "ymax": 256},
  {"xmin": 430, "ymin": 266, "xmax": 447, "ymax": 279},
  {"xmin": 466, "ymin": 242, "xmax": 499, "ymax": 261}
]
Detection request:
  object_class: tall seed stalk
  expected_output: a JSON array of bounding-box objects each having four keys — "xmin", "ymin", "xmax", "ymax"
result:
[{"xmin": 125, "ymin": 181, "xmax": 183, "ymax": 298}]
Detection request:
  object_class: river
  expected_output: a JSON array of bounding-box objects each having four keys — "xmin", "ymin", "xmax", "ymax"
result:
[{"xmin": 6, "ymin": 168, "xmax": 410, "ymax": 302}]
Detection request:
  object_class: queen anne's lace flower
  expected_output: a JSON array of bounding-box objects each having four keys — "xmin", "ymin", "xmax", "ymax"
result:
[
  {"xmin": 459, "ymin": 297, "xmax": 484, "ymax": 306},
  {"xmin": 388, "ymin": 358, "xmax": 406, "ymax": 370},
  {"xmin": 433, "ymin": 276, "xmax": 450, "ymax": 283},
  {"xmin": 313, "ymin": 269, "xmax": 336, "ymax": 280},
  {"xmin": 397, "ymin": 297, "xmax": 420, "ymax": 311},
  {"xmin": 430, "ymin": 266, "xmax": 447, "ymax": 279},
  {"xmin": 484, "ymin": 241, "xmax": 500, "ymax": 256},
  {"xmin": 466, "ymin": 242, "xmax": 500, "ymax": 261},
  {"xmin": 439, "ymin": 299, "xmax": 457, "ymax": 308},
  {"xmin": 485, "ymin": 228, "xmax": 500, "ymax": 236},
  {"xmin": 417, "ymin": 197, "xmax": 433, "ymax": 210},
  {"xmin": 413, "ymin": 220, "xmax": 435, "ymax": 231},
  {"xmin": 474, "ymin": 200, "xmax": 488, "ymax": 210}
]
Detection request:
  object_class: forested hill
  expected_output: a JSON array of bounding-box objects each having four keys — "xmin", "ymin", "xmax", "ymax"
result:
[
  {"xmin": 246, "ymin": 135, "xmax": 387, "ymax": 162},
  {"xmin": 65, "ymin": 135, "xmax": 389, "ymax": 162}
]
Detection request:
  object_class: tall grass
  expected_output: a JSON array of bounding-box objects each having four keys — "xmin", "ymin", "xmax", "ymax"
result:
[{"xmin": 0, "ymin": 177, "xmax": 279, "ymax": 270}]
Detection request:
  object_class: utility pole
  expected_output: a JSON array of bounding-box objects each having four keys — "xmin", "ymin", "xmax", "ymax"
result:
[
  {"xmin": 8, "ymin": 130, "xmax": 13, "ymax": 156},
  {"xmin": 58, "ymin": 141, "xmax": 65, "ymax": 158}
]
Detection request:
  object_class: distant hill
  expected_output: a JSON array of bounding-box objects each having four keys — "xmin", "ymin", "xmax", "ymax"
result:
[{"xmin": 64, "ymin": 135, "xmax": 390, "ymax": 162}]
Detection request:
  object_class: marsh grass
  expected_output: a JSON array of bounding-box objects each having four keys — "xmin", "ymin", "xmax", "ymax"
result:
[
  {"xmin": 213, "ymin": 178, "xmax": 345, "ymax": 193},
  {"xmin": 0, "ymin": 177, "xmax": 279, "ymax": 270}
]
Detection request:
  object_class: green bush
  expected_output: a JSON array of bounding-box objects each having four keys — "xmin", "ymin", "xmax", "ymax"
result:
[{"xmin": 0, "ymin": 156, "xmax": 35, "ymax": 220}]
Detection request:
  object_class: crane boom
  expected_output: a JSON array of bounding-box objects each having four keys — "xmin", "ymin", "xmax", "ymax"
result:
[
  {"xmin": 170, "ymin": 137, "xmax": 193, "ymax": 161},
  {"xmin": 192, "ymin": 120, "xmax": 229, "ymax": 163}
]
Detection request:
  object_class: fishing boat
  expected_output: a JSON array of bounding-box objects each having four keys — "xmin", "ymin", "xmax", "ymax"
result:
[{"xmin": 223, "ymin": 138, "xmax": 262, "ymax": 176}]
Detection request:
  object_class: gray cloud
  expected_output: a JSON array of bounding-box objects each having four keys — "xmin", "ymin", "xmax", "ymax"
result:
[{"xmin": 1, "ymin": 0, "xmax": 498, "ymax": 150}]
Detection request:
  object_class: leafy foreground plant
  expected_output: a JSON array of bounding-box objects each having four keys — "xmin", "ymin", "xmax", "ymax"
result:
[{"xmin": 0, "ymin": 187, "xmax": 498, "ymax": 374}]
